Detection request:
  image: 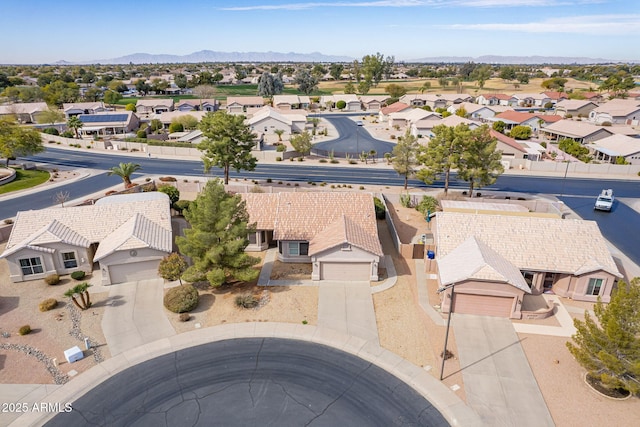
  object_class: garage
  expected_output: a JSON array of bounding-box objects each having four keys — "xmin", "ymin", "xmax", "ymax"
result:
[
  {"xmin": 108, "ymin": 260, "xmax": 161, "ymax": 284},
  {"xmin": 320, "ymin": 262, "xmax": 370, "ymax": 281},
  {"xmin": 451, "ymin": 293, "xmax": 514, "ymax": 318}
]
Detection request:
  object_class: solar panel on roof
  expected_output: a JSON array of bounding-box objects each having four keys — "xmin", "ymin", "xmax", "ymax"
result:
[{"xmin": 79, "ymin": 114, "xmax": 129, "ymax": 123}]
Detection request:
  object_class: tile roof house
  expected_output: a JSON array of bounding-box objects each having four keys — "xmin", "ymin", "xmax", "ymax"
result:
[
  {"xmin": 77, "ymin": 111, "xmax": 140, "ymax": 136},
  {"xmin": 590, "ymin": 134, "xmax": 640, "ymax": 165},
  {"xmin": 321, "ymin": 95, "xmax": 362, "ymax": 112},
  {"xmin": 241, "ymin": 192, "xmax": 383, "ymax": 281},
  {"xmin": 358, "ymin": 95, "xmax": 390, "ymax": 112},
  {"xmin": 588, "ymin": 99, "xmax": 640, "ymax": 125},
  {"xmin": 272, "ymin": 95, "xmax": 311, "ymax": 110},
  {"xmin": 475, "ymin": 93, "xmax": 518, "ymax": 107},
  {"xmin": 489, "ymin": 111, "xmax": 561, "ymax": 133},
  {"xmin": 0, "ymin": 102, "xmax": 48, "ymax": 123},
  {"xmin": 554, "ymin": 100, "xmax": 599, "ymax": 118},
  {"xmin": 512, "ymin": 93, "xmax": 552, "ymax": 107},
  {"xmin": 0, "ymin": 193, "xmax": 172, "ymax": 285},
  {"xmin": 226, "ymin": 96, "xmax": 265, "ymax": 114},
  {"xmin": 246, "ymin": 106, "xmax": 307, "ymax": 136},
  {"xmin": 434, "ymin": 212, "xmax": 622, "ymax": 318},
  {"xmin": 378, "ymin": 102, "xmax": 411, "ymax": 122},
  {"xmin": 63, "ymin": 102, "xmax": 107, "ymax": 118},
  {"xmin": 176, "ymin": 99, "xmax": 219, "ymax": 112},
  {"xmin": 135, "ymin": 99, "xmax": 175, "ymax": 115},
  {"xmin": 541, "ymin": 120, "xmax": 613, "ymax": 144},
  {"xmin": 446, "ymin": 102, "xmax": 498, "ymax": 120}
]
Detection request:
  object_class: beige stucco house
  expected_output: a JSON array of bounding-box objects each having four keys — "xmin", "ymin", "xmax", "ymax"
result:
[
  {"xmin": 0, "ymin": 193, "xmax": 172, "ymax": 285},
  {"xmin": 136, "ymin": 99, "xmax": 175, "ymax": 115},
  {"xmin": 434, "ymin": 212, "xmax": 622, "ymax": 318},
  {"xmin": 241, "ymin": 192, "xmax": 383, "ymax": 281},
  {"xmin": 0, "ymin": 102, "xmax": 48, "ymax": 123},
  {"xmin": 226, "ymin": 96, "xmax": 266, "ymax": 114}
]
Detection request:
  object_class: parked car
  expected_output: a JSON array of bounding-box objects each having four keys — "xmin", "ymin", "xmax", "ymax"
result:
[
  {"xmin": 594, "ymin": 189, "xmax": 614, "ymax": 211},
  {"xmin": 356, "ymin": 120, "xmax": 363, "ymax": 126}
]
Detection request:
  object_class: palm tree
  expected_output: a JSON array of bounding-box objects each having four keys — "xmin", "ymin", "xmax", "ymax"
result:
[
  {"xmin": 66, "ymin": 116, "xmax": 83, "ymax": 139},
  {"xmin": 107, "ymin": 162, "xmax": 141, "ymax": 189},
  {"xmin": 419, "ymin": 82, "xmax": 431, "ymax": 94},
  {"xmin": 274, "ymin": 129, "xmax": 284, "ymax": 142},
  {"xmin": 64, "ymin": 282, "xmax": 92, "ymax": 310}
]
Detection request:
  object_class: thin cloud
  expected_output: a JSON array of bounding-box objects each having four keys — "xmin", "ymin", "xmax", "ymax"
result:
[
  {"xmin": 220, "ymin": 0, "xmax": 590, "ymax": 11},
  {"xmin": 442, "ymin": 14, "xmax": 640, "ymax": 34}
]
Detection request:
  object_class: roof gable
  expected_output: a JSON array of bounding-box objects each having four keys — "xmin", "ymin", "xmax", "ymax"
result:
[{"xmin": 309, "ymin": 215, "xmax": 383, "ymax": 257}]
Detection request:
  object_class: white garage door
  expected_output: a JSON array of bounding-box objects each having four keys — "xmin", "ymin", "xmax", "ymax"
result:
[
  {"xmin": 452, "ymin": 293, "xmax": 514, "ymax": 318},
  {"xmin": 109, "ymin": 260, "xmax": 160, "ymax": 284},
  {"xmin": 320, "ymin": 262, "xmax": 370, "ymax": 281}
]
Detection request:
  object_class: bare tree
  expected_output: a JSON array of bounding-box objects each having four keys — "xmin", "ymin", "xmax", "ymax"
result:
[{"xmin": 54, "ymin": 191, "xmax": 70, "ymax": 207}]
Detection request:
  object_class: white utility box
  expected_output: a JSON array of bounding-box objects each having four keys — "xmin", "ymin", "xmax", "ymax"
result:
[{"xmin": 64, "ymin": 346, "xmax": 84, "ymax": 363}]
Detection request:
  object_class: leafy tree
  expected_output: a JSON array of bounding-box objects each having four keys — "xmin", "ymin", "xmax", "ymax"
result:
[
  {"xmin": 0, "ymin": 117, "xmax": 44, "ymax": 166},
  {"xmin": 492, "ymin": 121, "xmax": 506, "ymax": 133},
  {"xmin": 103, "ymin": 90, "xmax": 122, "ymax": 107},
  {"xmin": 43, "ymin": 80, "xmax": 80, "ymax": 106},
  {"xmin": 295, "ymin": 69, "xmax": 318, "ymax": 95},
  {"xmin": 66, "ymin": 116, "xmax": 83, "ymax": 139},
  {"xmin": 416, "ymin": 124, "xmax": 464, "ymax": 194},
  {"xmin": 559, "ymin": 138, "xmax": 590, "ymax": 161},
  {"xmin": 438, "ymin": 77, "xmax": 449, "ymax": 88},
  {"xmin": 198, "ymin": 111, "xmax": 257, "ymax": 185},
  {"xmin": 176, "ymin": 179, "xmax": 260, "ymax": 287},
  {"xmin": 125, "ymin": 103, "xmax": 136, "ymax": 112},
  {"xmin": 329, "ymin": 63, "xmax": 344, "ymax": 81},
  {"xmin": 257, "ymin": 72, "xmax": 284, "ymax": 97},
  {"xmin": 343, "ymin": 81, "xmax": 356, "ymax": 94},
  {"xmin": 174, "ymin": 74, "xmax": 188, "ymax": 89},
  {"xmin": 459, "ymin": 62, "xmax": 478, "ymax": 80},
  {"xmin": 357, "ymin": 80, "xmax": 370, "ymax": 95},
  {"xmin": 471, "ymin": 65, "xmax": 492, "ymax": 89},
  {"xmin": 108, "ymin": 80, "xmax": 128, "ymax": 93},
  {"xmin": 516, "ymin": 73, "xmax": 530, "ymax": 84},
  {"xmin": 107, "ymin": 162, "xmax": 141, "ymax": 189},
  {"xmin": 311, "ymin": 64, "xmax": 327, "ymax": 78},
  {"xmin": 175, "ymin": 114, "xmax": 199, "ymax": 130},
  {"xmin": 336, "ymin": 100, "xmax": 346, "ymax": 110},
  {"xmin": 415, "ymin": 196, "xmax": 439, "ymax": 216},
  {"xmin": 567, "ymin": 278, "xmax": 640, "ymax": 396},
  {"xmin": 457, "ymin": 125, "xmax": 504, "ymax": 196},
  {"xmin": 541, "ymin": 77, "xmax": 568, "ymax": 90},
  {"xmin": 135, "ymin": 79, "xmax": 152, "ymax": 96},
  {"xmin": 64, "ymin": 282, "xmax": 92, "ymax": 310},
  {"xmin": 168, "ymin": 121, "xmax": 184, "ymax": 133},
  {"xmin": 455, "ymin": 107, "xmax": 467, "ymax": 118},
  {"xmin": 386, "ymin": 83, "xmax": 407, "ymax": 98},
  {"xmin": 158, "ymin": 253, "xmax": 188, "ymax": 285},
  {"xmin": 37, "ymin": 106, "xmax": 64, "ymax": 126},
  {"xmin": 509, "ymin": 125, "xmax": 532, "ymax": 140},
  {"xmin": 392, "ymin": 129, "xmax": 420, "ymax": 189},
  {"xmin": 419, "ymin": 81, "xmax": 431, "ymax": 93},
  {"xmin": 193, "ymin": 85, "xmax": 217, "ymax": 107},
  {"xmin": 290, "ymin": 131, "xmax": 312, "ymax": 159},
  {"xmin": 499, "ymin": 67, "xmax": 517, "ymax": 81},
  {"xmin": 361, "ymin": 52, "xmax": 394, "ymax": 87},
  {"xmin": 149, "ymin": 119, "xmax": 163, "ymax": 132}
]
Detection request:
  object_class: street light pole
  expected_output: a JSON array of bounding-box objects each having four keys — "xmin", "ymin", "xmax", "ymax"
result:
[
  {"xmin": 438, "ymin": 283, "xmax": 456, "ymax": 381},
  {"xmin": 559, "ymin": 160, "xmax": 570, "ymax": 198}
]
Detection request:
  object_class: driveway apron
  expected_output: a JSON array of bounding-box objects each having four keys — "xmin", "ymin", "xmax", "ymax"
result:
[
  {"xmin": 452, "ymin": 314, "xmax": 554, "ymax": 427},
  {"xmin": 318, "ymin": 281, "xmax": 379, "ymax": 344},
  {"xmin": 101, "ymin": 278, "xmax": 176, "ymax": 356}
]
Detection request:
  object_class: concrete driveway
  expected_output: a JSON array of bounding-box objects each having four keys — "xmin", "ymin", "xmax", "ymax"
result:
[
  {"xmin": 101, "ymin": 278, "xmax": 176, "ymax": 356},
  {"xmin": 452, "ymin": 314, "xmax": 554, "ymax": 427}
]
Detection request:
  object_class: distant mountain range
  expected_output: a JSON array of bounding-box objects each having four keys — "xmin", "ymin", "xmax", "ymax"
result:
[
  {"xmin": 407, "ymin": 55, "xmax": 637, "ymax": 65},
  {"xmin": 57, "ymin": 50, "xmax": 354, "ymax": 65}
]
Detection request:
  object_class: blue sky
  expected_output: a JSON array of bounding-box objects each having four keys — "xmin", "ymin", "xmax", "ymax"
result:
[{"xmin": 1, "ymin": 0, "xmax": 638, "ymax": 63}]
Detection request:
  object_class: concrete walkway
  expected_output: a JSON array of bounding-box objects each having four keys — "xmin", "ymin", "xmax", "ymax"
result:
[
  {"xmin": 452, "ymin": 314, "xmax": 554, "ymax": 427},
  {"xmin": 318, "ymin": 281, "xmax": 379, "ymax": 345},
  {"xmin": 101, "ymin": 278, "xmax": 176, "ymax": 356},
  {"xmin": 513, "ymin": 294, "xmax": 577, "ymax": 337}
]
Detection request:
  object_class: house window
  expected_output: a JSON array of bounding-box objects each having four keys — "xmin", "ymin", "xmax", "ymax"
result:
[
  {"xmin": 19, "ymin": 257, "xmax": 44, "ymax": 275},
  {"xmin": 62, "ymin": 252, "xmax": 78, "ymax": 269},
  {"xmin": 521, "ymin": 271, "xmax": 535, "ymax": 288},
  {"xmin": 248, "ymin": 233, "xmax": 257, "ymax": 245},
  {"xmin": 341, "ymin": 243, "xmax": 352, "ymax": 251},
  {"xmin": 586, "ymin": 278, "xmax": 604, "ymax": 296},
  {"xmin": 288, "ymin": 242, "xmax": 309, "ymax": 256}
]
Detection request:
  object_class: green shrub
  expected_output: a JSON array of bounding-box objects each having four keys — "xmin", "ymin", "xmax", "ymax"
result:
[
  {"xmin": 276, "ymin": 144, "xmax": 286, "ymax": 152},
  {"xmin": 39, "ymin": 298, "xmax": 58, "ymax": 312},
  {"xmin": 235, "ymin": 293, "xmax": 259, "ymax": 309},
  {"xmin": 330, "ymin": 159, "xmax": 339, "ymax": 164},
  {"xmin": 173, "ymin": 200, "xmax": 191, "ymax": 214},
  {"xmin": 136, "ymin": 130, "xmax": 147, "ymax": 138},
  {"xmin": 319, "ymin": 158, "xmax": 327, "ymax": 163},
  {"xmin": 159, "ymin": 176, "xmax": 177, "ymax": 182},
  {"xmin": 275, "ymin": 156, "xmax": 282, "ymax": 161},
  {"xmin": 400, "ymin": 193, "xmax": 412, "ymax": 208},
  {"xmin": 373, "ymin": 197, "xmax": 386, "ymax": 219},
  {"xmin": 168, "ymin": 122, "xmax": 184, "ymax": 133},
  {"xmin": 336, "ymin": 100, "xmax": 346, "ymax": 109},
  {"xmin": 43, "ymin": 127, "xmax": 59, "ymax": 135},
  {"xmin": 359, "ymin": 186, "xmax": 365, "ymax": 190},
  {"xmin": 416, "ymin": 196, "xmax": 439, "ymax": 216},
  {"xmin": 71, "ymin": 271, "xmax": 86, "ymax": 280},
  {"xmin": 164, "ymin": 284, "xmax": 199, "ymax": 313},
  {"xmin": 18, "ymin": 325, "xmax": 31, "ymax": 335},
  {"xmin": 158, "ymin": 184, "xmax": 180, "ymax": 204},
  {"xmin": 601, "ymin": 121, "xmax": 612, "ymax": 126},
  {"xmin": 44, "ymin": 274, "xmax": 60, "ymax": 286},
  {"xmin": 510, "ymin": 125, "xmax": 532, "ymax": 140}
]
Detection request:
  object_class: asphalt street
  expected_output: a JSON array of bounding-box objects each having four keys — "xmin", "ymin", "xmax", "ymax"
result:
[
  {"xmin": 312, "ymin": 115, "xmax": 395, "ymax": 156},
  {"xmin": 45, "ymin": 338, "xmax": 448, "ymax": 427}
]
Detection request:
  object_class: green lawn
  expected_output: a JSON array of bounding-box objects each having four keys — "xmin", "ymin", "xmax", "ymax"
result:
[{"xmin": 0, "ymin": 168, "xmax": 50, "ymax": 195}]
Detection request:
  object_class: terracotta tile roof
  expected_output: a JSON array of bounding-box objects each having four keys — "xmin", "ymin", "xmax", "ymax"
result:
[
  {"xmin": 309, "ymin": 215, "xmax": 384, "ymax": 256},
  {"xmin": 380, "ymin": 102, "xmax": 410, "ymax": 115},
  {"xmin": 490, "ymin": 129, "xmax": 526, "ymax": 152},
  {"xmin": 2, "ymin": 194, "xmax": 172, "ymax": 258},
  {"xmin": 543, "ymin": 91, "xmax": 568, "ymax": 100},
  {"xmin": 437, "ymin": 236, "xmax": 531, "ymax": 292},
  {"xmin": 241, "ymin": 192, "xmax": 382, "ymax": 256},
  {"xmin": 480, "ymin": 93, "xmax": 514, "ymax": 100},
  {"xmin": 436, "ymin": 212, "xmax": 621, "ymax": 277}
]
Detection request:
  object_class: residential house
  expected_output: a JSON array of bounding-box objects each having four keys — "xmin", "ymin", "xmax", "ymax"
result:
[
  {"xmin": 226, "ymin": 96, "xmax": 265, "ymax": 114},
  {"xmin": 176, "ymin": 99, "xmax": 219, "ymax": 112},
  {"xmin": 63, "ymin": 102, "xmax": 106, "ymax": 118},
  {"xmin": 0, "ymin": 193, "xmax": 172, "ymax": 285},
  {"xmin": 434, "ymin": 212, "xmax": 622, "ymax": 318},
  {"xmin": 580, "ymin": 92, "xmax": 605, "ymax": 103},
  {"xmin": 77, "ymin": 111, "xmax": 140, "ymax": 136},
  {"xmin": 157, "ymin": 111, "xmax": 207, "ymax": 129},
  {"xmin": 0, "ymin": 102, "xmax": 48, "ymax": 123},
  {"xmin": 541, "ymin": 120, "xmax": 613, "ymax": 144},
  {"xmin": 588, "ymin": 99, "xmax": 640, "ymax": 125},
  {"xmin": 246, "ymin": 106, "xmax": 307, "ymax": 136},
  {"xmin": 378, "ymin": 102, "xmax": 411, "ymax": 122},
  {"xmin": 475, "ymin": 93, "xmax": 518, "ymax": 107},
  {"xmin": 554, "ymin": 100, "xmax": 599, "ymax": 118},
  {"xmin": 241, "ymin": 192, "xmax": 383, "ymax": 281},
  {"xmin": 135, "ymin": 99, "xmax": 175, "ymax": 115},
  {"xmin": 542, "ymin": 91, "xmax": 569, "ymax": 103},
  {"xmin": 359, "ymin": 95, "xmax": 389, "ymax": 112},
  {"xmin": 321, "ymin": 95, "xmax": 361, "ymax": 112},
  {"xmin": 399, "ymin": 94, "xmax": 473, "ymax": 110},
  {"xmin": 272, "ymin": 95, "xmax": 311, "ymax": 110},
  {"xmin": 489, "ymin": 111, "xmax": 562, "ymax": 133},
  {"xmin": 446, "ymin": 102, "xmax": 499, "ymax": 120},
  {"xmin": 590, "ymin": 134, "xmax": 640, "ymax": 165},
  {"xmin": 490, "ymin": 130, "xmax": 544, "ymax": 161},
  {"xmin": 512, "ymin": 93, "xmax": 552, "ymax": 108},
  {"xmin": 413, "ymin": 115, "xmax": 477, "ymax": 139},
  {"xmin": 389, "ymin": 108, "xmax": 440, "ymax": 129}
]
